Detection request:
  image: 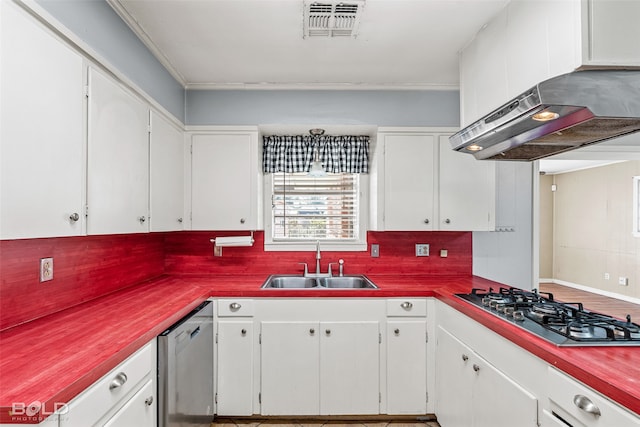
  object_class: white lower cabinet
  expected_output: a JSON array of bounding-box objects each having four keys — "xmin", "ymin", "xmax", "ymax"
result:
[
  {"xmin": 103, "ymin": 379, "xmax": 155, "ymax": 427},
  {"xmin": 435, "ymin": 326, "xmax": 538, "ymax": 427},
  {"xmin": 546, "ymin": 367, "xmax": 640, "ymax": 427},
  {"xmin": 60, "ymin": 340, "xmax": 156, "ymax": 427},
  {"xmin": 260, "ymin": 320, "xmax": 380, "ymax": 415},
  {"xmin": 216, "ymin": 320, "xmax": 255, "ymax": 416}
]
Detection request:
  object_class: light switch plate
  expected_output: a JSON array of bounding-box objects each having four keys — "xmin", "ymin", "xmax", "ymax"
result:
[
  {"xmin": 415, "ymin": 244, "xmax": 429, "ymax": 257},
  {"xmin": 371, "ymin": 244, "xmax": 380, "ymax": 258}
]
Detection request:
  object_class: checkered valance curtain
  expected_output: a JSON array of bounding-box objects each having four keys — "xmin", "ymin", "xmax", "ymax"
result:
[{"xmin": 262, "ymin": 135, "xmax": 369, "ymax": 174}]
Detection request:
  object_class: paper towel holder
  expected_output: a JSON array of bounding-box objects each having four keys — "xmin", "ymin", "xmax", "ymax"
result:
[{"xmin": 210, "ymin": 231, "xmax": 255, "ymax": 257}]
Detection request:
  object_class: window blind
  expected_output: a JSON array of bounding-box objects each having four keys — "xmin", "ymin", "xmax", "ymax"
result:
[{"xmin": 272, "ymin": 172, "xmax": 358, "ymax": 240}]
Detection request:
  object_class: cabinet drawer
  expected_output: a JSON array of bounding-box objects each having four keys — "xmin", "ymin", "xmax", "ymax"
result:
[
  {"xmin": 548, "ymin": 367, "xmax": 639, "ymax": 426},
  {"xmin": 386, "ymin": 299, "xmax": 426, "ymax": 317},
  {"xmin": 217, "ymin": 299, "xmax": 254, "ymax": 317},
  {"xmin": 61, "ymin": 341, "xmax": 154, "ymax": 427}
]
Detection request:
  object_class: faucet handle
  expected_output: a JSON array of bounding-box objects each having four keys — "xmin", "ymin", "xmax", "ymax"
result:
[
  {"xmin": 298, "ymin": 262, "xmax": 308, "ymax": 276},
  {"xmin": 327, "ymin": 263, "xmax": 338, "ymax": 277}
]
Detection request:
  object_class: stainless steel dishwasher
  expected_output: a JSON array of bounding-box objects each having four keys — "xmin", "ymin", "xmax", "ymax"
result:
[{"xmin": 158, "ymin": 300, "xmax": 214, "ymax": 427}]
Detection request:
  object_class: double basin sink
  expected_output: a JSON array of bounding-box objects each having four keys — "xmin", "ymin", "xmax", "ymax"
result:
[{"xmin": 261, "ymin": 274, "xmax": 378, "ymax": 289}]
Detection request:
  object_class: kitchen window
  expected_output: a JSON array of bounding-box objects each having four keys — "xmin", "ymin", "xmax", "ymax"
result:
[
  {"xmin": 262, "ymin": 133, "xmax": 370, "ymax": 251},
  {"xmin": 264, "ymin": 172, "xmax": 368, "ymax": 251},
  {"xmin": 634, "ymin": 176, "xmax": 640, "ymax": 237}
]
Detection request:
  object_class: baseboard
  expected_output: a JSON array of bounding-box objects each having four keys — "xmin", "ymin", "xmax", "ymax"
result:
[{"xmin": 541, "ymin": 279, "xmax": 640, "ymax": 305}]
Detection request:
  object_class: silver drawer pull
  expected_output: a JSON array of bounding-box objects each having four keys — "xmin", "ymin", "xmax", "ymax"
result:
[
  {"xmin": 573, "ymin": 394, "xmax": 601, "ymax": 417},
  {"xmin": 109, "ymin": 372, "xmax": 128, "ymax": 390},
  {"xmin": 145, "ymin": 396, "xmax": 154, "ymax": 406},
  {"xmin": 229, "ymin": 302, "xmax": 241, "ymax": 311},
  {"xmin": 400, "ymin": 301, "xmax": 413, "ymax": 310},
  {"xmin": 69, "ymin": 213, "xmax": 80, "ymax": 222}
]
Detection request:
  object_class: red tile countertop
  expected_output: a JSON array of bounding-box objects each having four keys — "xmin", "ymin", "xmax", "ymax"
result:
[{"xmin": 0, "ymin": 274, "xmax": 638, "ymax": 423}]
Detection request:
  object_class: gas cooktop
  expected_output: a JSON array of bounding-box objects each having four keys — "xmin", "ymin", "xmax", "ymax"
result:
[{"xmin": 456, "ymin": 287, "xmax": 640, "ymax": 346}]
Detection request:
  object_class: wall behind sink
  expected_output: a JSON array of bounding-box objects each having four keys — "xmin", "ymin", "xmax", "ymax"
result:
[{"xmin": 164, "ymin": 231, "xmax": 471, "ymax": 277}]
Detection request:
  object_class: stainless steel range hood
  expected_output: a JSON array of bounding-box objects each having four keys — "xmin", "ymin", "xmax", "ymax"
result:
[{"xmin": 450, "ymin": 70, "xmax": 640, "ymax": 161}]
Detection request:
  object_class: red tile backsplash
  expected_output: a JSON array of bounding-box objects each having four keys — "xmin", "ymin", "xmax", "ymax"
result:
[
  {"xmin": 164, "ymin": 230, "xmax": 472, "ymax": 277},
  {"xmin": 0, "ymin": 230, "xmax": 471, "ymax": 330}
]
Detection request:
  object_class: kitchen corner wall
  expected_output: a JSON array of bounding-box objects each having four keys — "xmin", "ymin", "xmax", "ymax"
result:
[{"xmin": 0, "ymin": 230, "xmax": 471, "ymax": 331}]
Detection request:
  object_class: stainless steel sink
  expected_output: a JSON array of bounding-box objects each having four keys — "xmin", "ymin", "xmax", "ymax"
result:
[
  {"xmin": 316, "ymin": 276, "xmax": 378, "ymax": 289},
  {"xmin": 261, "ymin": 275, "xmax": 378, "ymax": 289}
]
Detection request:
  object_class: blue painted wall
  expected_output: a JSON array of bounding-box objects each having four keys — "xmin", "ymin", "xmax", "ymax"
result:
[
  {"xmin": 35, "ymin": 0, "xmax": 185, "ymax": 122},
  {"xmin": 186, "ymin": 89, "xmax": 460, "ymax": 127}
]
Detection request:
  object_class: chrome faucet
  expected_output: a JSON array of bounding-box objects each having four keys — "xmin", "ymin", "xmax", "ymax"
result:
[{"xmin": 301, "ymin": 241, "xmax": 332, "ymax": 278}]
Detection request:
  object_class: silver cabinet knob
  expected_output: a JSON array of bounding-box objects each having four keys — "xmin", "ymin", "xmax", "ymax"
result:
[
  {"xmin": 444, "ymin": 218, "xmax": 451, "ymax": 224},
  {"xmin": 240, "ymin": 218, "xmax": 246, "ymax": 224},
  {"xmin": 309, "ymin": 328, "xmax": 315, "ymax": 335},
  {"xmin": 241, "ymin": 329, "xmax": 247, "ymax": 336},
  {"xmin": 400, "ymin": 301, "xmax": 413, "ymax": 310},
  {"xmin": 325, "ymin": 329, "xmax": 331, "ymax": 336},
  {"xmin": 138, "ymin": 216, "xmax": 146, "ymax": 223},
  {"xmin": 573, "ymin": 394, "xmax": 601, "ymax": 417},
  {"xmin": 145, "ymin": 396, "xmax": 154, "ymax": 406},
  {"xmin": 462, "ymin": 354, "xmax": 469, "ymax": 362},
  {"xmin": 109, "ymin": 372, "xmax": 128, "ymax": 390},
  {"xmin": 69, "ymin": 213, "xmax": 80, "ymax": 222},
  {"xmin": 473, "ymin": 364, "xmax": 480, "ymax": 372},
  {"xmin": 229, "ymin": 302, "xmax": 241, "ymax": 311},
  {"xmin": 394, "ymin": 328, "xmax": 400, "ymax": 335},
  {"xmin": 424, "ymin": 219, "xmax": 429, "ymax": 224},
  {"xmin": 177, "ymin": 217, "xmax": 183, "ymax": 223}
]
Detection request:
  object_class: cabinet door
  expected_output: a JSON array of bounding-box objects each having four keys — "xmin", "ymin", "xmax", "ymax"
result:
[
  {"xmin": 87, "ymin": 68, "xmax": 149, "ymax": 234},
  {"xmin": 150, "ymin": 112, "xmax": 184, "ymax": 231},
  {"xmin": 473, "ymin": 356, "xmax": 538, "ymax": 427},
  {"xmin": 386, "ymin": 320, "xmax": 427, "ymax": 414},
  {"xmin": 191, "ymin": 132, "xmax": 257, "ymax": 230},
  {"xmin": 1, "ymin": 1, "xmax": 84, "ymax": 239},
  {"xmin": 435, "ymin": 327, "xmax": 473, "ymax": 427},
  {"xmin": 103, "ymin": 379, "xmax": 155, "ymax": 427},
  {"xmin": 216, "ymin": 320, "xmax": 254, "ymax": 416},
  {"xmin": 260, "ymin": 321, "xmax": 319, "ymax": 415},
  {"xmin": 438, "ymin": 135, "xmax": 495, "ymax": 231},
  {"xmin": 320, "ymin": 321, "xmax": 380, "ymax": 415},
  {"xmin": 383, "ymin": 134, "xmax": 436, "ymax": 230}
]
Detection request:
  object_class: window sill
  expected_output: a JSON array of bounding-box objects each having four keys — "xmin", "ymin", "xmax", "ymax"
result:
[{"xmin": 264, "ymin": 241, "xmax": 368, "ymax": 252}]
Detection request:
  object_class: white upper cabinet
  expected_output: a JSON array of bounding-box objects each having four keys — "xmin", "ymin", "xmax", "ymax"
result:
[
  {"xmin": 190, "ymin": 129, "xmax": 259, "ymax": 230},
  {"xmin": 382, "ymin": 133, "xmax": 436, "ymax": 231},
  {"xmin": 438, "ymin": 135, "xmax": 495, "ymax": 231},
  {"xmin": 460, "ymin": 0, "xmax": 640, "ymax": 126},
  {"xmin": 87, "ymin": 67, "xmax": 150, "ymax": 235},
  {"xmin": 1, "ymin": 1, "xmax": 85, "ymax": 239},
  {"xmin": 376, "ymin": 129, "xmax": 495, "ymax": 231},
  {"xmin": 150, "ymin": 112, "xmax": 184, "ymax": 232}
]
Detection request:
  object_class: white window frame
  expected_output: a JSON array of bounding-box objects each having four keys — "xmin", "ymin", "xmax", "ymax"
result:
[
  {"xmin": 263, "ymin": 172, "xmax": 369, "ymax": 251},
  {"xmin": 633, "ymin": 176, "xmax": 640, "ymax": 237}
]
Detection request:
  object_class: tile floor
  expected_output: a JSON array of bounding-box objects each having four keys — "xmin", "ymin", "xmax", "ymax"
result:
[{"xmin": 211, "ymin": 418, "xmax": 440, "ymax": 427}]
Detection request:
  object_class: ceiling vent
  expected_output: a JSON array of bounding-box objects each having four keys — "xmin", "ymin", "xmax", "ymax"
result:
[{"xmin": 303, "ymin": 1, "xmax": 365, "ymax": 38}]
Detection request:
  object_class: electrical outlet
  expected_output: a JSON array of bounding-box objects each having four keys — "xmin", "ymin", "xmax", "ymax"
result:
[
  {"xmin": 40, "ymin": 257, "xmax": 53, "ymax": 282},
  {"xmin": 371, "ymin": 244, "xmax": 380, "ymax": 258},
  {"xmin": 604, "ymin": 273, "xmax": 610, "ymax": 280},
  {"xmin": 440, "ymin": 249, "xmax": 448, "ymax": 258},
  {"xmin": 415, "ymin": 244, "xmax": 430, "ymax": 257},
  {"xmin": 618, "ymin": 277, "xmax": 629, "ymax": 286}
]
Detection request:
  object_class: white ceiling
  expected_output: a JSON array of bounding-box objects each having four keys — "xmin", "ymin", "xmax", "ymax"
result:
[{"xmin": 108, "ymin": 0, "xmax": 509, "ymax": 90}]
